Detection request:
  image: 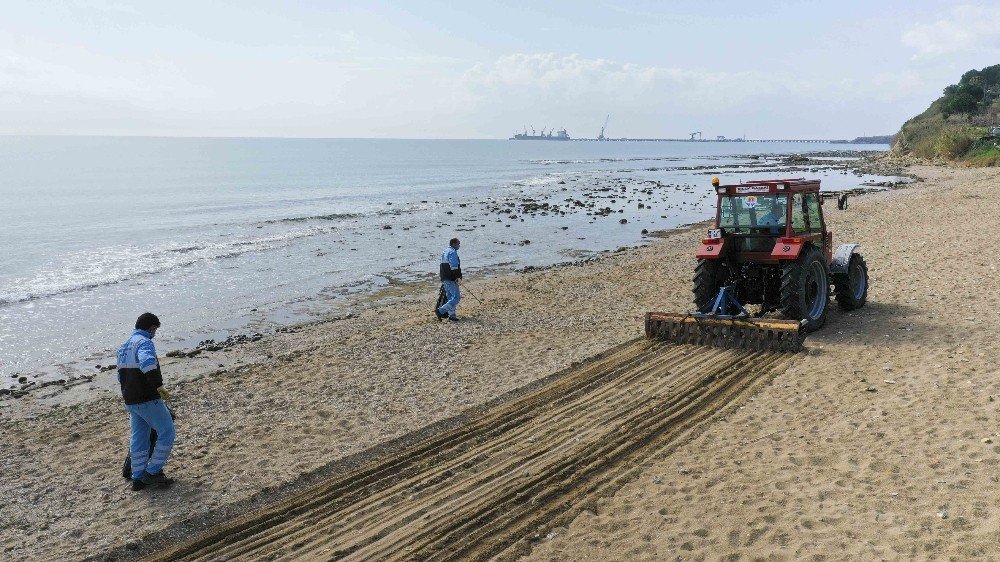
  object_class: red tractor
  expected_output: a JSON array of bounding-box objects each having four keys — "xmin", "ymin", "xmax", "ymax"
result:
[{"xmin": 646, "ymin": 178, "xmax": 869, "ymax": 352}]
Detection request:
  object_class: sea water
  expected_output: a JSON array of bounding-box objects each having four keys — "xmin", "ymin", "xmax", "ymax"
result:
[{"xmin": 0, "ymin": 137, "xmax": 897, "ymax": 387}]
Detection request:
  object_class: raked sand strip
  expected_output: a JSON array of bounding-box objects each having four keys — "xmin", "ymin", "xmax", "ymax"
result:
[{"xmin": 148, "ymin": 341, "xmax": 792, "ymax": 561}]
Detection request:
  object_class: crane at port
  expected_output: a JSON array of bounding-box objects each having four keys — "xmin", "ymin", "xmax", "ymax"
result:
[
  {"xmin": 689, "ymin": 131, "xmax": 702, "ymax": 141},
  {"xmin": 597, "ymin": 114, "xmax": 610, "ymax": 141}
]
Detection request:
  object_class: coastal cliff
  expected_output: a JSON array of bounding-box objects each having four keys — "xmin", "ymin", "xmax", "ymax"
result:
[{"xmin": 893, "ymin": 63, "xmax": 1000, "ymax": 165}]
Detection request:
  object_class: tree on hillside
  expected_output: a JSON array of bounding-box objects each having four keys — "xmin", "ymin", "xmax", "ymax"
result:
[
  {"xmin": 941, "ymin": 85, "xmax": 981, "ymax": 117},
  {"xmin": 894, "ymin": 63, "xmax": 1000, "ymax": 162},
  {"xmin": 961, "ymin": 65, "xmax": 1000, "ymax": 88},
  {"xmin": 940, "ymin": 64, "xmax": 1000, "ymax": 117}
]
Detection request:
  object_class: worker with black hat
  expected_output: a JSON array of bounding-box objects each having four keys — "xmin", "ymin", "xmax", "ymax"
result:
[
  {"xmin": 435, "ymin": 238, "xmax": 463, "ymax": 321},
  {"xmin": 116, "ymin": 312, "xmax": 175, "ymax": 491}
]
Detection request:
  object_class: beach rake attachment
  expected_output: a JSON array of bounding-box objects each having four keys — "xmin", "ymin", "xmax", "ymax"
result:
[{"xmin": 645, "ymin": 287, "xmax": 806, "ymax": 352}]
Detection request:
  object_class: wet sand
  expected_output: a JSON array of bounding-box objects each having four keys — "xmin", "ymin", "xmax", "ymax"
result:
[{"xmin": 1, "ymin": 163, "xmax": 996, "ymax": 560}]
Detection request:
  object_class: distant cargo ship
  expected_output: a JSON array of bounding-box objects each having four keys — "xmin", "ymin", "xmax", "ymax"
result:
[{"xmin": 510, "ymin": 127, "xmax": 570, "ymax": 141}]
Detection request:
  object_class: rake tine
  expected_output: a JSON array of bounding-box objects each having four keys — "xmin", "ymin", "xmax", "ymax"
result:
[{"xmin": 644, "ymin": 312, "xmax": 805, "ymax": 353}]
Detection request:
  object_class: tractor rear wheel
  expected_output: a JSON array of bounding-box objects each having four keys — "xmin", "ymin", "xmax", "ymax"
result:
[
  {"xmin": 834, "ymin": 253, "xmax": 868, "ymax": 310},
  {"xmin": 780, "ymin": 246, "xmax": 829, "ymax": 332},
  {"xmin": 693, "ymin": 259, "xmax": 725, "ymax": 312}
]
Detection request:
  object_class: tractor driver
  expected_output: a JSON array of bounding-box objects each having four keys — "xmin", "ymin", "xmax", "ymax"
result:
[{"xmin": 756, "ymin": 200, "xmax": 786, "ymax": 234}]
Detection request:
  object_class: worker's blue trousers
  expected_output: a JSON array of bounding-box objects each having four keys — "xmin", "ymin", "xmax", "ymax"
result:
[
  {"xmin": 437, "ymin": 280, "xmax": 461, "ymax": 318},
  {"xmin": 126, "ymin": 398, "xmax": 175, "ymax": 478}
]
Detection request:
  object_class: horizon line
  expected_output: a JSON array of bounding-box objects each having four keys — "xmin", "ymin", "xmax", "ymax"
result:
[{"xmin": 0, "ymin": 133, "xmax": 886, "ymax": 141}]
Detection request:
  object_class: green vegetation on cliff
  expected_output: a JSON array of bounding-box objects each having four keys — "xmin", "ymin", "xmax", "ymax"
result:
[{"xmin": 894, "ymin": 64, "xmax": 1000, "ymax": 165}]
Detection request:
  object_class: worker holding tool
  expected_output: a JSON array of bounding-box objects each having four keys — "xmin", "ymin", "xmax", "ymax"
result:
[
  {"xmin": 436, "ymin": 238, "xmax": 463, "ymax": 321},
  {"xmin": 117, "ymin": 312, "xmax": 176, "ymax": 491}
]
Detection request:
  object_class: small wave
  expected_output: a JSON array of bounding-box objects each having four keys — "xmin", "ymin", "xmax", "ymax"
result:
[
  {"xmin": 508, "ymin": 174, "xmax": 567, "ymax": 189},
  {"xmin": 166, "ymin": 245, "xmax": 205, "ymax": 254},
  {"xmin": 264, "ymin": 212, "xmax": 361, "ymax": 224},
  {"xmin": 261, "ymin": 204, "xmax": 422, "ymax": 226},
  {"xmin": 525, "ymin": 156, "xmax": 684, "ymax": 165},
  {"xmin": 0, "ymin": 229, "xmax": 326, "ymax": 307}
]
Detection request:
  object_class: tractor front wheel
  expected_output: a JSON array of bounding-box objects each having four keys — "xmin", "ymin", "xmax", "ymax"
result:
[
  {"xmin": 834, "ymin": 253, "xmax": 868, "ymax": 310},
  {"xmin": 780, "ymin": 247, "xmax": 829, "ymax": 332},
  {"xmin": 693, "ymin": 259, "xmax": 725, "ymax": 312}
]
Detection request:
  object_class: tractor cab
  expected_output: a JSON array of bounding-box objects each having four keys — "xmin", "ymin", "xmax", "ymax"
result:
[{"xmin": 698, "ymin": 178, "xmax": 831, "ymax": 264}]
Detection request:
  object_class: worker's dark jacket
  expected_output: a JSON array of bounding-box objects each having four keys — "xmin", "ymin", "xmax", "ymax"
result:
[
  {"xmin": 439, "ymin": 246, "xmax": 462, "ymax": 281},
  {"xmin": 116, "ymin": 329, "xmax": 164, "ymax": 405}
]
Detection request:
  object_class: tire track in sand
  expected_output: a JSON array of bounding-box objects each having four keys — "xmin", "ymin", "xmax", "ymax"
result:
[{"xmin": 148, "ymin": 339, "xmax": 794, "ymax": 561}]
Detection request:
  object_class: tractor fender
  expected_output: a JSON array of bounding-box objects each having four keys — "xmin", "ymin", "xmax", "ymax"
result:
[
  {"xmin": 830, "ymin": 243, "xmax": 861, "ymax": 274},
  {"xmin": 696, "ymin": 238, "xmax": 725, "ymax": 259},
  {"xmin": 770, "ymin": 237, "xmax": 806, "ymax": 260}
]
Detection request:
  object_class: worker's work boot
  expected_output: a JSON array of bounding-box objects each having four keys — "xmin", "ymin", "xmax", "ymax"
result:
[
  {"xmin": 448, "ymin": 316, "xmax": 460, "ymax": 322},
  {"xmin": 130, "ymin": 478, "xmax": 146, "ymax": 492},
  {"xmin": 140, "ymin": 471, "xmax": 175, "ymax": 489}
]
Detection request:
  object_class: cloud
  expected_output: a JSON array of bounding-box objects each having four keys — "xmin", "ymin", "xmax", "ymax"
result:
[
  {"xmin": 455, "ymin": 53, "xmax": 919, "ymax": 138},
  {"xmin": 461, "ymin": 53, "xmax": 772, "ymax": 114},
  {"xmin": 0, "ymin": 43, "xmax": 923, "ymax": 137},
  {"xmin": 901, "ymin": 4, "xmax": 1000, "ymax": 57}
]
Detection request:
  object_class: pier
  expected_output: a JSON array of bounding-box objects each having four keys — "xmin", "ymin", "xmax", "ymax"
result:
[{"xmin": 571, "ymin": 138, "xmax": 848, "ymax": 143}]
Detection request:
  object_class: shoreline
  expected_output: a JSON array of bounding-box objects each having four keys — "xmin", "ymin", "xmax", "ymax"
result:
[
  {"xmin": 0, "ymin": 149, "xmax": 910, "ymax": 409},
  {"xmin": 0, "ymin": 229, "xmax": 680, "ymax": 421}
]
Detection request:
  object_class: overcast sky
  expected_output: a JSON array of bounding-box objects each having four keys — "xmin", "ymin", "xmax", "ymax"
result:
[{"xmin": 1, "ymin": 1, "xmax": 998, "ymax": 139}]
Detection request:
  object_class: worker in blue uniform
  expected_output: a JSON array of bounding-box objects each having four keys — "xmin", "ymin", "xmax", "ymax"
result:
[
  {"xmin": 757, "ymin": 201, "xmax": 786, "ymax": 235},
  {"xmin": 436, "ymin": 238, "xmax": 463, "ymax": 321},
  {"xmin": 117, "ymin": 312, "xmax": 176, "ymax": 491}
]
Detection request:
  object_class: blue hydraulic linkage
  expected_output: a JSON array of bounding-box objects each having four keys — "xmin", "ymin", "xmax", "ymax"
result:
[{"xmin": 696, "ymin": 286, "xmax": 749, "ymax": 319}]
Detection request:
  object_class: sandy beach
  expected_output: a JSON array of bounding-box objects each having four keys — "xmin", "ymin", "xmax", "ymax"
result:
[
  {"xmin": 2, "ymin": 163, "xmax": 998, "ymax": 560},
  {"xmin": 530, "ymin": 164, "xmax": 1000, "ymax": 560}
]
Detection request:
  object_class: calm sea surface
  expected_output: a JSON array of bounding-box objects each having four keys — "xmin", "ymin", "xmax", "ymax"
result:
[{"xmin": 0, "ymin": 137, "xmax": 895, "ymax": 386}]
